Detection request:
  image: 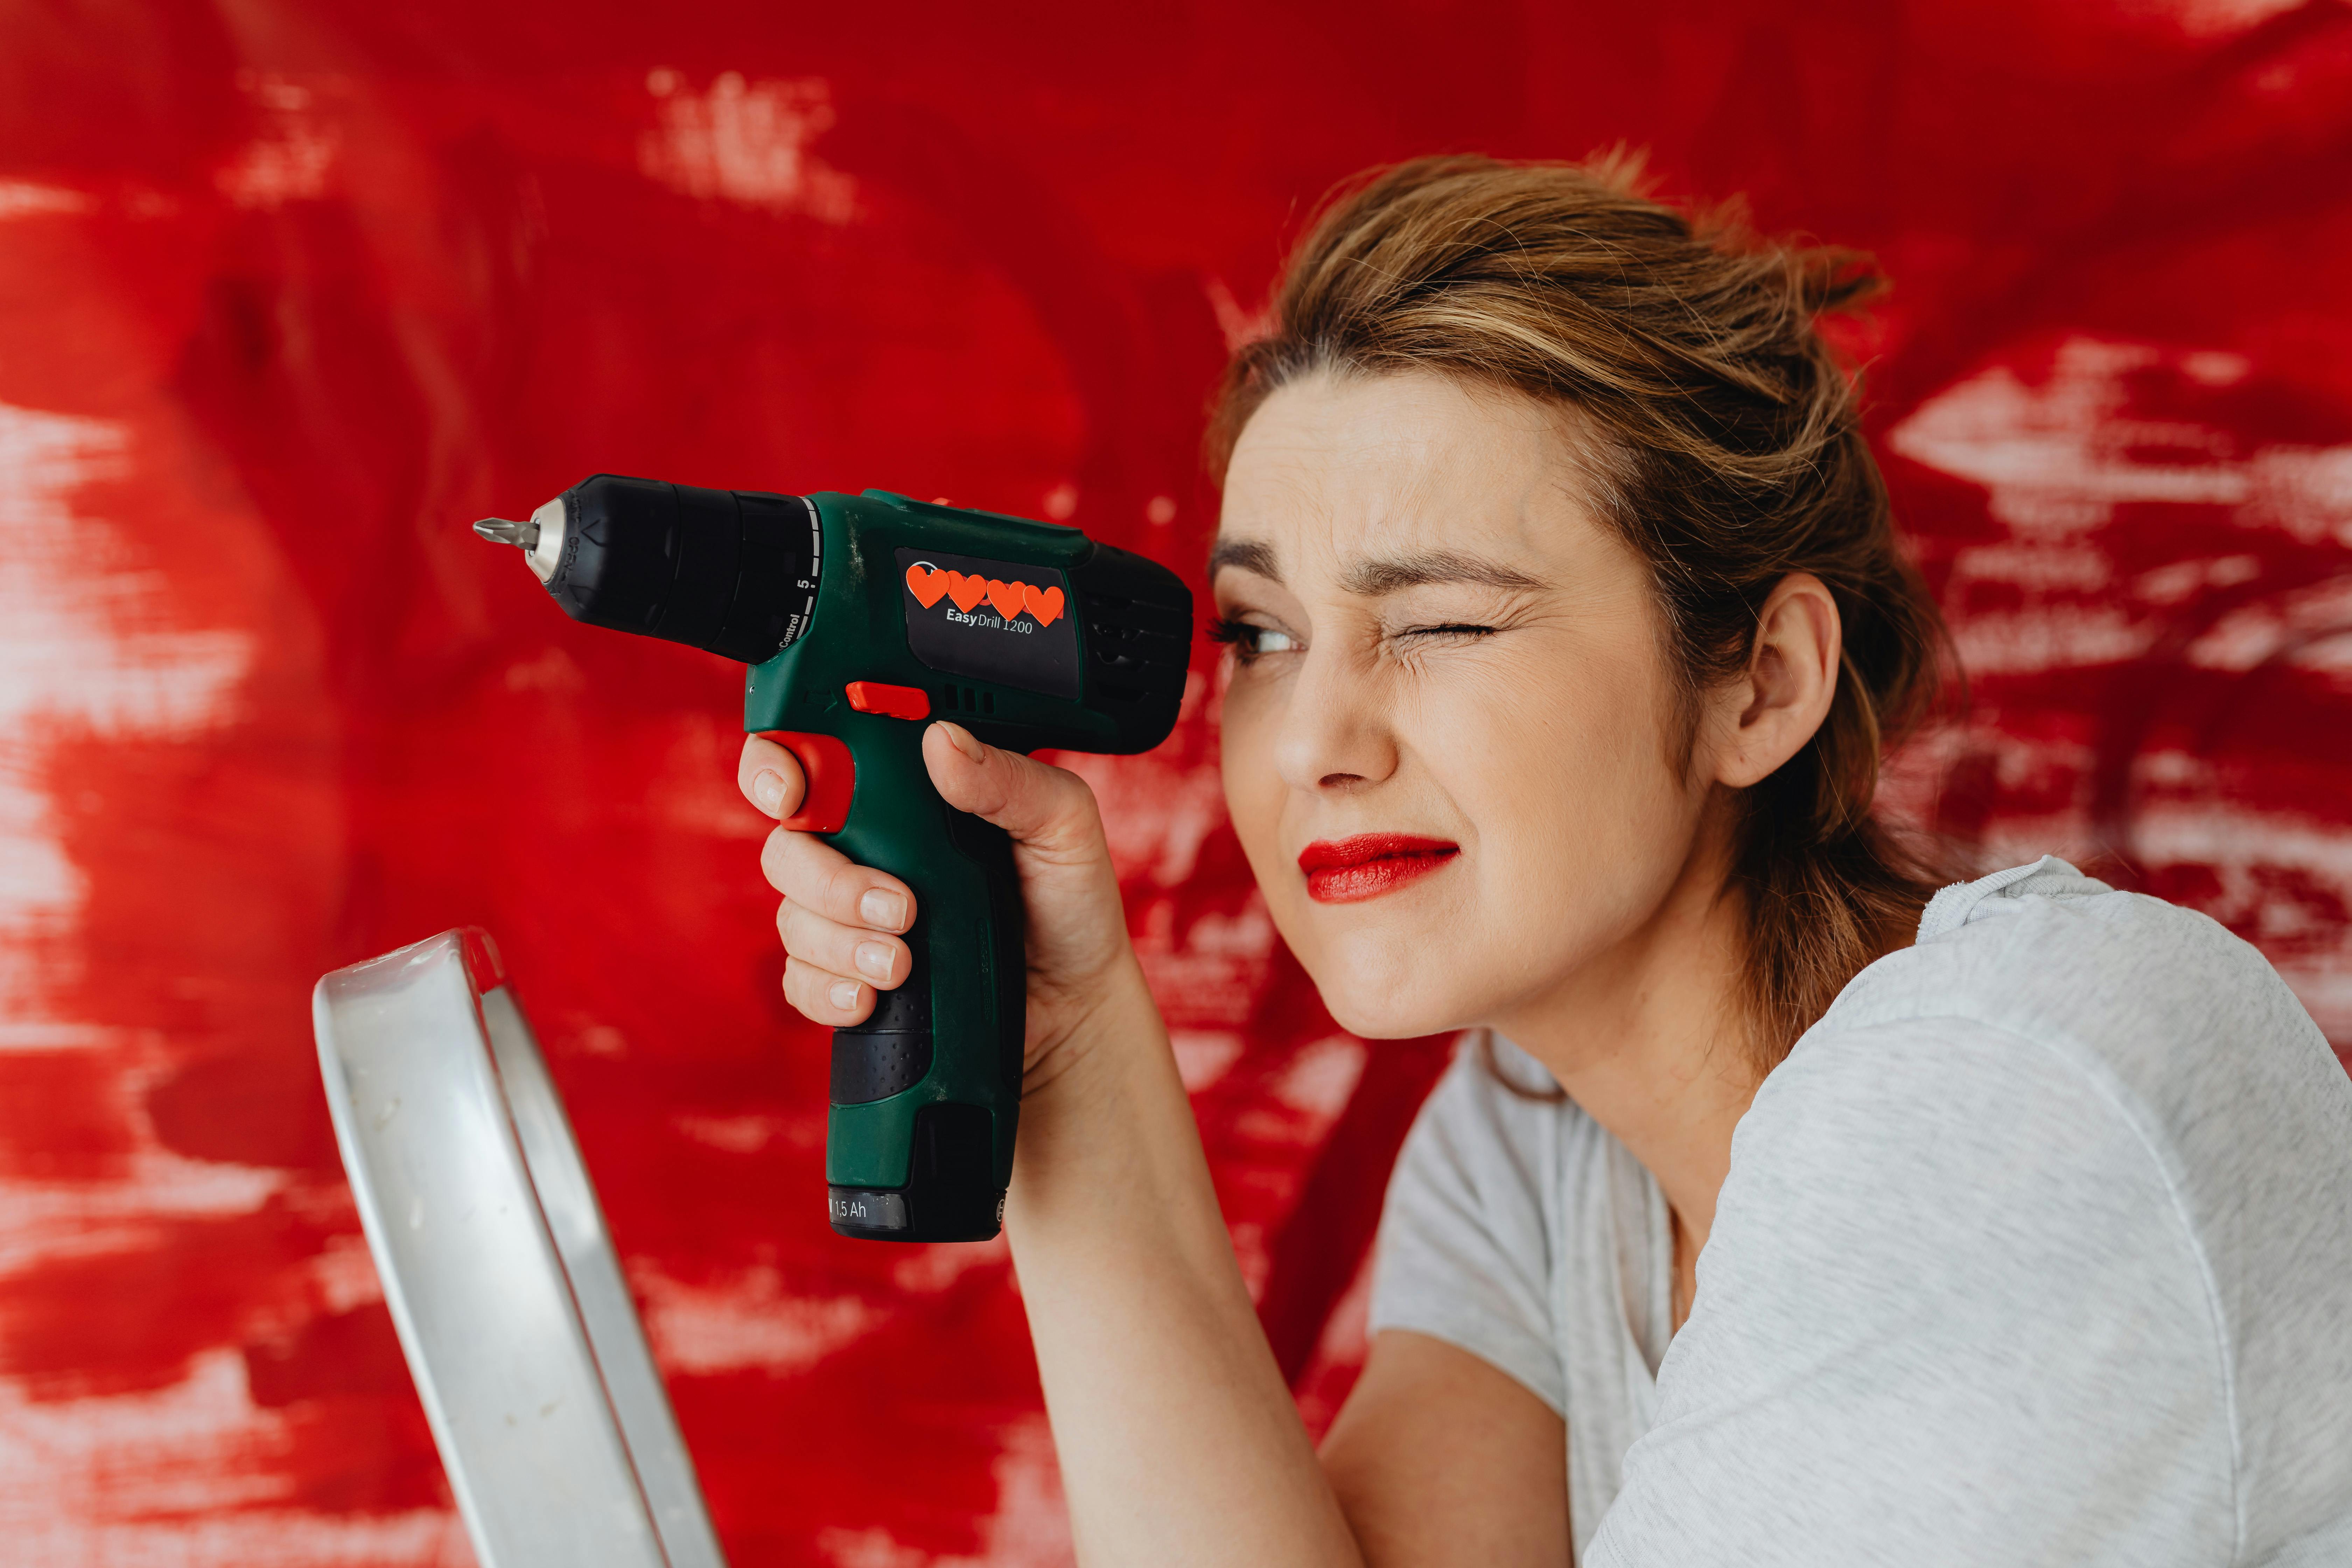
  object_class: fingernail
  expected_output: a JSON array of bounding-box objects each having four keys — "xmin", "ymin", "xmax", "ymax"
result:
[
  {"xmin": 854, "ymin": 941, "xmax": 894, "ymax": 981},
  {"xmin": 750, "ymin": 768, "xmax": 786, "ymax": 815},
  {"xmin": 860, "ymin": 889, "xmax": 908, "ymax": 930},
  {"xmin": 828, "ymin": 979, "xmax": 861, "ymax": 1011},
  {"xmin": 937, "ymin": 721, "xmax": 986, "ymax": 764}
]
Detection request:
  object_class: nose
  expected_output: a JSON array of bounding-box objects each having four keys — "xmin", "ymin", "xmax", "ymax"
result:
[{"xmin": 1270, "ymin": 640, "xmax": 1398, "ymax": 794}]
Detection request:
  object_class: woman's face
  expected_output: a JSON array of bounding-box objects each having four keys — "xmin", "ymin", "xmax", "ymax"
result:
[{"xmin": 1212, "ymin": 370, "xmax": 1714, "ymax": 1040}]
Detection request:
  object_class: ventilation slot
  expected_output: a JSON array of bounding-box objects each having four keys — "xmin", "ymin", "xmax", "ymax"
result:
[
  {"xmin": 937, "ymin": 685, "xmax": 996, "ymax": 715},
  {"xmin": 1083, "ymin": 593, "xmax": 1189, "ymax": 704}
]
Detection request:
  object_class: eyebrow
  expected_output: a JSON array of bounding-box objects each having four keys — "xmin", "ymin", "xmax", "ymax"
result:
[
  {"xmin": 1343, "ymin": 550, "xmax": 1548, "ymax": 597},
  {"xmin": 1207, "ymin": 537, "xmax": 1282, "ymax": 583},
  {"xmin": 1208, "ymin": 539, "xmax": 1548, "ymax": 598}
]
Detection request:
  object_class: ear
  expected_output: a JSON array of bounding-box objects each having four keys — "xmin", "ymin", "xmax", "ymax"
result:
[{"xmin": 1705, "ymin": 573, "xmax": 1842, "ymax": 790}]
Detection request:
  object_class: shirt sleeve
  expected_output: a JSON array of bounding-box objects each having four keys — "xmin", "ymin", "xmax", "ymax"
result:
[
  {"xmin": 1583, "ymin": 1017, "xmax": 2238, "ymax": 1568},
  {"xmin": 1367, "ymin": 1040, "xmax": 1566, "ymax": 1415}
]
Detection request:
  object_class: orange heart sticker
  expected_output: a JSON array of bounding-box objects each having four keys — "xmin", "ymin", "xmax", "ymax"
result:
[
  {"xmin": 986, "ymin": 579, "xmax": 1024, "ymax": 620},
  {"xmin": 905, "ymin": 563, "xmax": 949, "ymax": 608},
  {"xmin": 947, "ymin": 571, "xmax": 988, "ymax": 613},
  {"xmin": 1023, "ymin": 583, "xmax": 1064, "ymax": 626}
]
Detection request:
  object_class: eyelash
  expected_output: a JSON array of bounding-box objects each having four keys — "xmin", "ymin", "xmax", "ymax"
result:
[
  {"xmin": 1206, "ymin": 616, "xmax": 1287, "ymax": 663},
  {"xmin": 1206, "ymin": 616, "xmax": 1499, "ymax": 662},
  {"xmin": 1394, "ymin": 623, "xmax": 1496, "ymax": 644}
]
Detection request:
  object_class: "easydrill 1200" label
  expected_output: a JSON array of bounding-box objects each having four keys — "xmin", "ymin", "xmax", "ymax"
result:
[{"xmin": 895, "ymin": 547, "xmax": 1080, "ymax": 698}]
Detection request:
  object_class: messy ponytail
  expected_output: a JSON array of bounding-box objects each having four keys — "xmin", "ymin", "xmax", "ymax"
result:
[{"xmin": 1207, "ymin": 153, "xmax": 1952, "ymax": 1069}]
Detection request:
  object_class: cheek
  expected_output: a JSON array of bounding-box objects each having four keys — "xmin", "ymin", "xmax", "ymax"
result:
[
  {"xmin": 1401, "ymin": 640, "xmax": 1699, "ymax": 964},
  {"xmin": 1215, "ymin": 679, "xmax": 1289, "ymax": 882},
  {"xmin": 1423, "ymin": 637, "xmax": 1682, "ymax": 837}
]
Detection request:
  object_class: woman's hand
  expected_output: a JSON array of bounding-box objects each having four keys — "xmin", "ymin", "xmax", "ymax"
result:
[
  {"xmin": 737, "ymin": 721, "xmax": 1140, "ymax": 1086},
  {"xmin": 744, "ymin": 723, "xmax": 1365, "ymax": 1568}
]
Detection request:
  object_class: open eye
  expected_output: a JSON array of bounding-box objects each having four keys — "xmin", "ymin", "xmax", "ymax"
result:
[{"xmin": 1207, "ymin": 616, "xmax": 1301, "ymax": 662}]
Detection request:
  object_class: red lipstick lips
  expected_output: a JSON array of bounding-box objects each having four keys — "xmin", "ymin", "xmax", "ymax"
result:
[{"xmin": 1296, "ymin": 834, "xmax": 1460, "ymax": 904}]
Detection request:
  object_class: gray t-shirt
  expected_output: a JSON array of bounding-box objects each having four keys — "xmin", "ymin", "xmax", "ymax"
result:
[{"xmin": 1368, "ymin": 857, "xmax": 2352, "ymax": 1565}]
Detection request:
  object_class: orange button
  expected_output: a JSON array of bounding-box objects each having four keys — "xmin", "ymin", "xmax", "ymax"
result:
[{"xmin": 844, "ymin": 681, "xmax": 931, "ymax": 721}]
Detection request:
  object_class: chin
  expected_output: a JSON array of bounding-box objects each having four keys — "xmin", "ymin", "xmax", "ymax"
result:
[{"xmin": 1296, "ymin": 925, "xmax": 1486, "ymax": 1041}]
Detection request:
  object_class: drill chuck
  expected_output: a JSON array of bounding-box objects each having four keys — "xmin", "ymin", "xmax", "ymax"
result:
[{"xmin": 478, "ymin": 475, "xmax": 822, "ymax": 664}]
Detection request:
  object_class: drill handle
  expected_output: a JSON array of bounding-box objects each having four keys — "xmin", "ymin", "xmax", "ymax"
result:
[{"xmin": 761, "ymin": 719, "xmax": 1025, "ymax": 1242}]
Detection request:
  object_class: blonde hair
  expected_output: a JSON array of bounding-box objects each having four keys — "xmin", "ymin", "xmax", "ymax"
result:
[{"xmin": 1209, "ymin": 153, "xmax": 1951, "ymax": 1066}]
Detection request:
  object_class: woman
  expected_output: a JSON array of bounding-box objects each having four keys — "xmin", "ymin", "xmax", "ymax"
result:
[{"xmin": 738, "ymin": 157, "xmax": 2352, "ymax": 1564}]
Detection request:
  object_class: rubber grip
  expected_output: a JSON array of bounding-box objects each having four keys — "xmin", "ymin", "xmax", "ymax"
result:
[{"xmin": 812, "ymin": 715, "xmax": 1022, "ymax": 1243}]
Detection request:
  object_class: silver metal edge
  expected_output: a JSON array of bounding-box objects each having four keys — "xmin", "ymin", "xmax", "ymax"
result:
[
  {"xmin": 480, "ymin": 986, "xmax": 728, "ymax": 1568},
  {"xmin": 313, "ymin": 946, "xmax": 507, "ymax": 1559},
  {"xmin": 314, "ymin": 930, "xmax": 685, "ymax": 1568}
]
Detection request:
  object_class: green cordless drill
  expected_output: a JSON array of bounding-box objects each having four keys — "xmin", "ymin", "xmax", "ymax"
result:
[{"xmin": 475, "ymin": 476, "xmax": 1191, "ymax": 1242}]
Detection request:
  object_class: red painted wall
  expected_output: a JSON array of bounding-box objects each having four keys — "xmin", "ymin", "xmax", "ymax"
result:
[{"xmin": 2, "ymin": 2, "xmax": 2347, "ymax": 1562}]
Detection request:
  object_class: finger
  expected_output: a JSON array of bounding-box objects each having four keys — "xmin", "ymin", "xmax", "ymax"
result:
[
  {"xmin": 738, "ymin": 734, "xmax": 807, "ymax": 819},
  {"xmin": 777, "ymin": 898, "xmax": 910, "ymax": 989},
  {"xmin": 784, "ymin": 956, "xmax": 876, "ymax": 1027},
  {"xmin": 759, "ymin": 827, "xmax": 917, "ymax": 933},
  {"xmin": 922, "ymin": 721, "xmax": 1106, "ymax": 865}
]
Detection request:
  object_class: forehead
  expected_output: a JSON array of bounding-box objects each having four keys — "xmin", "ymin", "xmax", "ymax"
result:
[{"xmin": 1217, "ymin": 370, "xmax": 1611, "ymax": 578}]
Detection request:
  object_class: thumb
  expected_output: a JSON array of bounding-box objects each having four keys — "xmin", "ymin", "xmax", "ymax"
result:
[{"xmin": 922, "ymin": 721, "xmax": 1106, "ymax": 867}]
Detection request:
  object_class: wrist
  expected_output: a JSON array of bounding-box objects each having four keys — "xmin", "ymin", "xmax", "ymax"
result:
[{"xmin": 1021, "ymin": 952, "xmax": 1162, "ymax": 1108}]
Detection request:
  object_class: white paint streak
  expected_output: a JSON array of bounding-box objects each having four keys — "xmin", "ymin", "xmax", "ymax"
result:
[
  {"xmin": 669, "ymin": 1112, "xmax": 788, "ymax": 1154},
  {"xmin": 887, "ymin": 1232, "xmax": 1010, "ymax": 1295},
  {"xmin": 1948, "ymin": 605, "xmax": 2157, "ymax": 674},
  {"xmin": 1049, "ymin": 750, "xmax": 1228, "ymax": 889},
  {"xmin": 306, "ymin": 1231, "xmax": 385, "ymax": 1316},
  {"xmin": 1269, "ymin": 1035, "xmax": 1367, "ymax": 1119},
  {"xmin": 0, "ymin": 1150, "xmax": 286, "ymax": 1279},
  {"xmin": 0, "ymin": 398, "xmax": 312, "ymax": 1554},
  {"xmin": 1889, "ymin": 336, "xmax": 2352, "ymax": 547},
  {"xmin": 0, "ymin": 400, "xmax": 251, "ymax": 1017},
  {"xmin": 639, "ymin": 70, "xmax": 855, "ymax": 222},
  {"xmin": 1169, "ymin": 1030, "xmax": 1244, "ymax": 1093},
  {"xmin": 2133, "ymin": 799, "xmax": 2352, "ymax": 885},
  {"xmin": 2128, "ymin": 799, "xmax": 2352, "ymax": 1034},
  {"xmin": 0, "ymin": 182, "xmax": 95, "ymax": 220},
  {"xmin": 2187, "ymin": 575, "xmax": 2352, "ymax": 670},
  {"xmin": 2135, "ymin": 553, "xmax": 2262, "ymax": 606},
  {"xmin": 2248, "ymin": 445, "xmax": 2352, "ymax": 542},
  {"xmin": 630, "ymin": 1261, "xmax": 878, "ymax": 1375},
  {"xmin": 215, "ymin": 74, "xmax": 340, "ymax": 210},
  {"xmin": 2123, "ymin": 0, "xmax": 2305, "ymax": 36},
  {"xmin": 0, "ymin": 1349, "xmax": 469, "ymax": 1565},
  {"xmin": 1952, "ymin": 540, "xmax": 2114, "ymax": 594}
]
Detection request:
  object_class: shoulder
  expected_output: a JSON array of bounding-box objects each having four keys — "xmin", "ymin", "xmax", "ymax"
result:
[
  {"xmin": 1758, "ymin": 855, "xmax": 2352, "ymax": 1286},
  {"xmin": 1831, "ymin": 855, "xmax": 2330, "ymax": 1080},
  {"xmin": 1798, "ymin": 856, "xmax": 2352, "ymax": 1192},
  {"xmin": 1724, "ymin": 858, "xmax": 2352, "ymax": 1551},
  {"xmin": 1721, "ymin": 1009, "xmax": 2209, "ymax": 1302},
  {"xmin": 1616, "ymin": 998, "xmax": 2250, "ymax": 1566}
]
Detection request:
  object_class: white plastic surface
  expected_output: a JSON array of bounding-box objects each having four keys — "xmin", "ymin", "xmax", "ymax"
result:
[{"xmin": 314, "ymin": 930, "xmax": 728, "ymax": 1568}]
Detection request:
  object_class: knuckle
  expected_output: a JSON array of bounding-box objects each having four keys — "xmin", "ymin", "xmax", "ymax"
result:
[
  {"xmin": 778, "ymin": 903, "xmax": 828, "ymax": 960},
  {"xmin": 760, "ymin": 830, "xmax": 797, "ymax": 889},
  {"xmin": 778, "ymin": 840, "xmax": 839, "ymax": 903},
  {"xmin": 817, "ymin": 859, "xmax": 867, "ymax": 920}
]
